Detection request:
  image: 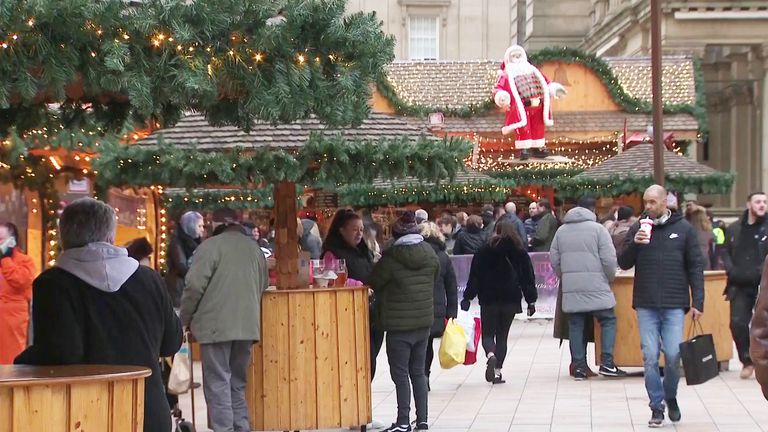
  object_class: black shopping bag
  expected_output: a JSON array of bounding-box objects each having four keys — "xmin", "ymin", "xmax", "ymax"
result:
[{"xmin": 679, "ymin": 322, "xmax": 719, "ymax": 385}]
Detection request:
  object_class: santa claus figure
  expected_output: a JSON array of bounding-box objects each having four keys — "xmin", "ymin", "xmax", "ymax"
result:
[{"xmin": 493, "ymin": 45, "xmax": 566, "ymax": 160}]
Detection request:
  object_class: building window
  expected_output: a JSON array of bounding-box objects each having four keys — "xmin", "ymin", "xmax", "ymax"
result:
[{"xmin": 408, "ymin": 16, "xmax": 439, "ymax": 60}]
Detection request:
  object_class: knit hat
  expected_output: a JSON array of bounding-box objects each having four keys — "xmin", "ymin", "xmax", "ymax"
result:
[
  {"xmin": 391, "ymin": 211, "xmax": 420, "ymax": 238},
  {"xmin": 617, "ymin": 206, "xmax": 634, "ymax": 221},
  {"xmin": 415, "ymin": 209, "xmax": 428, "ymax": 224}
]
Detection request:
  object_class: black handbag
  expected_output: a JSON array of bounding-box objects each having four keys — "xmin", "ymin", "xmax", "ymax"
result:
[{"xmin": 679, "ymin": 321, "xmax": 719, "ymax": 385}]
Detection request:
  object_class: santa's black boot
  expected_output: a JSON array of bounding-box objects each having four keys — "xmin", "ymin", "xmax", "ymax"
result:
[
  {"xmin": 532, "ymin": 148, "xmax": 550, "ymax": 159},
  {"xmin": 519, "ymin": 149, "xmax": 530, "ymax": 160}
]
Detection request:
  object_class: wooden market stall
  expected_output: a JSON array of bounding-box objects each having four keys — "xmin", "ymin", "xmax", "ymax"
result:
[
  {"xmin": 112, "ymin": 111, "xmax": 472, "ymax": 431},
  {"xmin": 0, "ymin": 364, "xmax": 151, "ymax": 432}
]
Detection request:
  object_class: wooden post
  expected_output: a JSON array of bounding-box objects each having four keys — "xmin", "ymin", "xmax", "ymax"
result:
[{"xmin": 274, "ymin": 181, "xmax": 301, "ymax": 290}]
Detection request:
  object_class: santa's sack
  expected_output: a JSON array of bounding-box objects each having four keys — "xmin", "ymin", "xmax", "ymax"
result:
[
  {"xmin": 439, "ymin": 319, "xmax": 466, "ymax": 369},
  {"xmin": 679, "ymin": 322, "xmax": 719, "ymax": 386},
  {"xmin": 457, "ymin": 310, "xmax": 479, "ymax": 352},
  {"xmin": 463, "ymin": 316, "xmax": 482, "ymax": 365},
  {"xmin": 168, "ymin": 337, "xmax": 192, "ymax": 395}
]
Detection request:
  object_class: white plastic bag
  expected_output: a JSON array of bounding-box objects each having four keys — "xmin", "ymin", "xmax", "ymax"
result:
[
  {"xmin": 457, "ymin": 310, "xmax": 479, "ymax": 352},
  {"xmin": 167, "ymin": 339, "xmax": 191, "ymax": 395}
]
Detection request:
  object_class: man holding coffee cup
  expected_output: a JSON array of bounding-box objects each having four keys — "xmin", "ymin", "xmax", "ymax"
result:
[{"xmin": 618, "ymin": 184, "xmax": 705, "ymax": 428}]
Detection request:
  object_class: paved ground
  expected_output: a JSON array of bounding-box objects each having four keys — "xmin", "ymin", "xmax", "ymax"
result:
[{"xmin": 178, "ymin": 318, "xmax": 768, "ymax": 432}]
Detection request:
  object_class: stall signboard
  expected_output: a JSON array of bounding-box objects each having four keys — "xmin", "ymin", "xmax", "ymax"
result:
[{"xmin": 450, "ymin": 252, "xmax": 559, "ymax": 319}]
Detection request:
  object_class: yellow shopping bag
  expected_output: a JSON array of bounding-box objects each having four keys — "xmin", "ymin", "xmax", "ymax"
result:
[{"xmin": 439, "ymin": 318, "xmax": 467, "ymax": 369}]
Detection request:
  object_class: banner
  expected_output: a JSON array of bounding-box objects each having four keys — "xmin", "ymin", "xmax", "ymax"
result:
[{"xmin": 450, "ymin": 252, "xmax": 559, "ymax": 319}]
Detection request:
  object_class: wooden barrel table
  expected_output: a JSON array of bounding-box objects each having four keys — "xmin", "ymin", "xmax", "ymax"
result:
[
  {"xmin": 595, "ymin": 270, "xmax": 733, "ymax": 368},
  {"xmin": 246, "ymin": 285, "xmax": 372, "ymax": 431},
  {"xmin": 0, "ymin": 364, "xmax": 151, "ymax": 432}
]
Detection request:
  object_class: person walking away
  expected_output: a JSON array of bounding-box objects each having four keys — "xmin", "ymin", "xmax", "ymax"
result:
[
  {"xmin": 711, "ymin": 219, "xmax": 727, "ymax": 270},
  {"xmin": 723, "ymin": 192, "xmax": 768, "ymax": 379},
  {"xmin": 607, "ymin": 206, "xmax": 636, "ymax": 256},
  {"xmin": 751, "ymin": 260, "xmax": 768, "ymax": 400},
  {"xmin": 322, "ymin": 210, "xmax": 387, "ymax": 430},
  {"xmin": 15, "ymin": 198, "xmax": 182, "ymax": 432},
  {"xmin": 549, "ymin": 197, "xmax": 627, "ymax": 380},
  {"xmin": 501, "ymin": 202, "xmax": 528, "ymax": 244},
  {"xmin": 0, "ymin": 223, "xmax": 36, "ymax": 364},
  {"xmin": 531, "ymin": 199, "xmax": 558, "ymax": 252},
  {"xmin": 453, "ymin": 215, "xmax": 487, "ymax": 255},
  {"xmin": 420, "ymin": 222, "xmax": 458, "ymax": 391},
  {"xmin": 685, "ymin": 204, "xmax": 714, "ymax": 270},
  {"xmin": 181, "ymin": 207, "xmax": 268, "ymax": 432},
  {"xmin": 618, "ymin": 185, "xmax": 704, "ymax": 428},
  {"xmin": 481, "ymin": 205, "xmax": 496, "ymax": 239},
  {"xmin": 370, "ymin": 211, "xmax": 438, "ymax": 432},
  {"xmin": 460, "ymin": 220, "xmax": 537, "ymax": 384},
  {"xmin": 166, "ymin": 211, "xmax": 204, "ymax": 308}
]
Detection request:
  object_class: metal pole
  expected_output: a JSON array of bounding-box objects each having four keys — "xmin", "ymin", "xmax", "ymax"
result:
[{"xmin": 651, "ymin": 0, "xmax": 665, "ymax": 185}]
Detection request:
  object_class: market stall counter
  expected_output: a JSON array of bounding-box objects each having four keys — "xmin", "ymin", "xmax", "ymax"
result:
[
  {"xmin": 595, "ymin": 270, "xmax": 732, "ymax": 368},
  {"xmin": 0, "ymin": 364, "xmax": 151, "ymax": 432}
]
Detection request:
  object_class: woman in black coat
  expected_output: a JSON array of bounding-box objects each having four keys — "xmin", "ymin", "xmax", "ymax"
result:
[
  {"xmin": 420, "ymin": 222, "xmax": 458, "ymax": 389},
  {"xmin": 461, "ymin": 220, "xmax": 537, "ymax": 384},
  {"xmin": 453, "ymin": 215, "xmax": 487, "ymax": 255},
  {"xmin": 165, "ymin": 211, "xmax": 204, "ymax": 308}
]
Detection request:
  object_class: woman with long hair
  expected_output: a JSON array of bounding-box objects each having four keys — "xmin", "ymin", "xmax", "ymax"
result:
[
  {"xmin": 685, "ymin": 204, "xmax": 714, "ymax": 270},
  {"xmin": 460, "ymin": 220, "xmax": 537, "ymax": 384},
  {"xmin": 419, "ymin": 222, "xmax": 458, "ymax": 390}
]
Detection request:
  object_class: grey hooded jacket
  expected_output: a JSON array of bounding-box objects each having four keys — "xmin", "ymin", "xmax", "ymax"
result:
[{"xmin": 549, "ymin": 207, "xmax": 617, "ymax": 313}]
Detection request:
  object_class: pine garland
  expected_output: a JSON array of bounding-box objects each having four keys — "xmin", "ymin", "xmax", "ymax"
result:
[
  {"xmin": 337, "ymin": 179, "xmax": 517, "ymax": 207},
  {"xmin": 94, "ymin": 133, "xmax": 473, "ymax": 189},
  {"xmin": 555, "ymin": 172, "xmax": 734, "ymax": 198},
  {"xmin": 487, "ymin": 167, "xmax": 584, "ymax": 186},
  {"xmin": 0, "ymin": 0, "xmax": 395, "ymax": 135}
]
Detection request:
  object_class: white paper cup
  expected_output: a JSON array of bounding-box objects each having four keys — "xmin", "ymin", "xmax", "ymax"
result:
[{"xmin": 639, "ymin": 219, "xmax": 653, "ymax": 244}]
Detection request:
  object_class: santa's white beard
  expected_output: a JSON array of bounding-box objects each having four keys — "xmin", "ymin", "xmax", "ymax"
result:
[{"xmin": 505, "ymin": 61, "xmax": 537, "ymax": 78}]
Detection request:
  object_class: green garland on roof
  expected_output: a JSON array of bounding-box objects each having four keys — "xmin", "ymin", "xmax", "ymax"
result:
[
  {"xmin": 555, "ymin": 172, "xmax": 734, "ymax": 198},
  {"xmin": 94, "ymin": 133, "xmax": 472, "ymax": 189},
  {"xmin": 337, "ymin": 180, "xmax": 517, "ymax": 207},
  {"xmin": 376, "ymin": 46, "xmax": 707, "ymax": 136},
  {"xmin": 162, "ymin": 186, "xmax": 311, "ymax": 214},
  {"xmin": 487, "ymin": 167, "xmax": 584, "ymax": 186}
]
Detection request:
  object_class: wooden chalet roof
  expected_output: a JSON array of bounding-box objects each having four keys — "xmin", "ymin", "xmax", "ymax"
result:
[
  {"xmin": 138, "ymin": 112, "xmax": 432, "ymax": 149},
  {"xmin": 573, "ymin": 143, "xmax": 720, "ymax": 180},
  {"xmin": 384, "ymin": 56, "xmax": 697, "ymax": 109}
]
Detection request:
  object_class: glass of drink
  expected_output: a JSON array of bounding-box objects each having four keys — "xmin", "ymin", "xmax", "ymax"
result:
[{"xmin": 335, "ymin": 259, "xmax": 348, "ymax": 287}]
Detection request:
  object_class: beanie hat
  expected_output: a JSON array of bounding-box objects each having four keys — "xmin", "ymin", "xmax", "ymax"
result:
[
  {"xmin": 617, "ymin": 206, "xmax": 634, "ymax": 222},
  {"xmin": 392, "ymin": 211, "xmax": 420, "ymax": 238}
]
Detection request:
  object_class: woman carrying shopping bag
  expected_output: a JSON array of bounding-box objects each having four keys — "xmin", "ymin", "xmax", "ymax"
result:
[
  {"xmin": 420, "ymin": 222, "xmax": 458, "ymax": 391},
  {"xmin": 460, "ymin": 220, "xmax": 537, "ymax": 384}
]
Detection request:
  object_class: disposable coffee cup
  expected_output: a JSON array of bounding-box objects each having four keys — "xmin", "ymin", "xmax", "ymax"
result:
[{"xmin": 639, "ymin": 218, "xmax": 653, "ymax": 244}]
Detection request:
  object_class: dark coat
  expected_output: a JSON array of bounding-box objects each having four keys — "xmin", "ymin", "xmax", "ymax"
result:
[
  {"xmin": 500, "ymin": 213, "xmax": 528, "ymax": 245},
  {"xmin": 165, "ymin": 229, "xmax": 200, "ymax": 307},
  {"xmin": 453, "ymin": 225, "xmax": 487, "ymax": 255},
  {"xmin": 369, "ymin": 239, "xmax": 439, "ymax": 331},
  {"xmin": 531, "ymin": 212, "xmax": 558, "ymax": 252},
  {"xmin": 425, "ymin": 237, "xmax": 458, "ymax": 337},
  {"xmin": 463, "ymin": 237, "xmax": 538, "ymax": 310},
  {"xmin": 723, "ymin": 211, "xmax": 768, "ymax": 287},
  {"xmin": 751, "ymin": 260, "xmax": 768, "ymax": 400},
  {"xmin": 321, "ymin": 239, "xmax": 374, "ymax": 285},
  {"xmin": 16, "ymin": 266, "xmax": 182, "ymax": 432},
  {"xmin": 618, "ymin": 211, "xmax": 705, "ymax": 311}
]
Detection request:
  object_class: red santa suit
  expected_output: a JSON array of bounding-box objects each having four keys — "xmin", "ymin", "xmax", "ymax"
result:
[{"xmin": 492, "ymin": 46, "xmax": 556, "ymax": 150}]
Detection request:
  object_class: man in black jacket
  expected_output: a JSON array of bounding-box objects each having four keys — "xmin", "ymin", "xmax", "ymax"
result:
[
  {"xmin": 619, "ymin": 185, "xmax": 704, "ymax": 428},
  {"xmin": 723, "ymin": 192, "xmax": 768, "ymax": 380}
]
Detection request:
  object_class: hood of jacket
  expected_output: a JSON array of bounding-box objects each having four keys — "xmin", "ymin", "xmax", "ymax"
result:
[
  {"xmin": 56, "ymin": 242, "xmax": 139, "ymax": 292},
  {"xmin": 563, "ymin": 207, "xmax": 597, "ymax": 224},
  {"xmin": 386, "ymin": 238, "xmax": 434, "ymax": 270}
]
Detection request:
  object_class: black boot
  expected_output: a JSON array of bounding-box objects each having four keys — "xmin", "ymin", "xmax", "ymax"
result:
[
  {"xmin": 532, "ymin": 148, "xmax": 549, "ymax": 158},
  {"xmin": 519, "ymin": 150, "xmax": 530, "ymax": 161}
]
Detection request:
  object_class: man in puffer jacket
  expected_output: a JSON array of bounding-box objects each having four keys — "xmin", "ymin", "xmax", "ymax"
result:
[
  {"xmin": 370, "ymin": 211, "xmax": 439, "ymax": 432},
  {"xmin": 550, "ymin": 197, "xmax": 626, "ymax": 380},
  {"xmin": 618, "ymin": 185, "xmax": 704, "ymax": 428}
]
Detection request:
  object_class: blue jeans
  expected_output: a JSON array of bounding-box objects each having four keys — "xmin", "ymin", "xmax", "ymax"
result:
[
  {"xmin": 568, "ymin": 308, "xmax": 617, "ymax": 369},
  {"xmin": 636, "ymin": 308, "xmax": 685, "ymax": 410}
]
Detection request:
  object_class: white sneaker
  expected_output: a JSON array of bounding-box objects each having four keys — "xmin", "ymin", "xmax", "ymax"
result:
[{"xmin": 350, "ymin": 419, "xmax": 387, "ymax": 430}]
